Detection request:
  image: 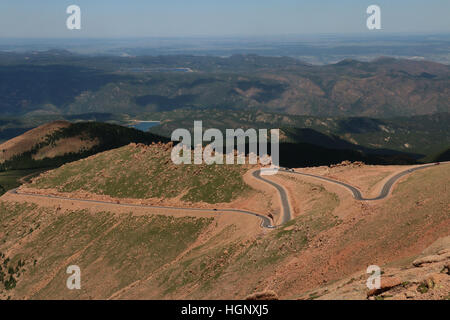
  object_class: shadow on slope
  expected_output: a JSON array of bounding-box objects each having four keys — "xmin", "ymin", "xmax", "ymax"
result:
[
  {"xmin": 0, "ymin": 121, "xmax": 168, "ymax": 171},
  {"xmin": 281, "ymin": 127, "xmax": 424, "ymax": 159}
]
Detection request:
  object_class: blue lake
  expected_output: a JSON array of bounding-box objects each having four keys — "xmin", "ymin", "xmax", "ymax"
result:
[{"xmin": 129, "ymin": 121, "xmax": 160, "ymax": 132}]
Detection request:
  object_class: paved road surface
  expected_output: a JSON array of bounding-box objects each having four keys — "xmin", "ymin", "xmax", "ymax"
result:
[
  {"xmin": 252, "ymin": 170, "xmax": 291, "ymax": 224},
  {"xmin": 7, "ymin": 162, "xmax": 446, "ymax": 229},
  {"xmin": 9, "ymin": 188, "xmax": 273, "ymax": 228},
  {"xmin": 281, "ymin": 162, "xmax": 446, "ymax": 200}
]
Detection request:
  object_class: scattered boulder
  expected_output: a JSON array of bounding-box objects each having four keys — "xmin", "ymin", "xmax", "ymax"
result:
[
  {"xmin": 245, "ymin": 290, "xmax": 279, "ymax": 300},
  {"xmin": 426, "ymin": 273, "xmax": 447, "ymax": 286},
  {"xmin": 413, "ymin": 252, "xmax": 450, "ymax": 267},
  {"xmin": 329, "ymin": 161, "xmax": 365, "ymax": 168},
  {"xmin": 443, "ymin": 262, "xmax": 450, "ymax": 275},
  {"xmin": 367, "ymin": 277, "xmax": 402, "ymax": 297},
  {"xmin": 405, "ymin": 290, "xmax": 416, "ymax": 299}
]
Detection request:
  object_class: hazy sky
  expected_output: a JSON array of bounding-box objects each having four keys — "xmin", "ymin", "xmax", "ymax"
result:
[{"xmin": 0, "ymin": 0, "xmax": 449, "ymax": 38}]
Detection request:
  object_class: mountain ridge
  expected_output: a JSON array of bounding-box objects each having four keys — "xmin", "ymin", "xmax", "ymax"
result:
[{"xmin": 0, "ymin": 53, "xmax": 448, "ymax": 118}]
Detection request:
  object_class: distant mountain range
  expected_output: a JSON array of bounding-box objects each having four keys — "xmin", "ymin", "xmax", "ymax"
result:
[
  {"xmin": 0, "ymin": 51, "xmax": 447, "ymax": 172},
  {"xmin": 0, "ymin": 52, "xmax": 448, "ymax": 118}
]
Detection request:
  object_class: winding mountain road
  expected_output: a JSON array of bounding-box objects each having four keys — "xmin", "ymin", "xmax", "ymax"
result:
[
  {"xmin": 281, "ymin": 162, "xmax": 446, "ymax": 201},
  {"xmin": 8, "ymin": 188, "xmax": 274, "ymax": 228},
  {"xmin": 7, "ymin": 162, "xmax": 446, "ymax": 229},
  {"xmin": 252, "ymin": 170, "xmax": 291, "ymax": 224}
]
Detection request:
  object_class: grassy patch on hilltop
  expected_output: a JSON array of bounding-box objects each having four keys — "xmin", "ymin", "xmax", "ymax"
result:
[{"xmin": 30, "ymin": 143, "xmax": 254, "ymax": 204}]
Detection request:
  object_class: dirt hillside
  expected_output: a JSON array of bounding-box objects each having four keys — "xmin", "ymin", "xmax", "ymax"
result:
[
  {"xmin": 0, "ymin": 148, "xmax": 448, "ymax": 300},
  {"xmin": 0, "ymin": 121, "xmax": 72, "ymax": 163}
]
